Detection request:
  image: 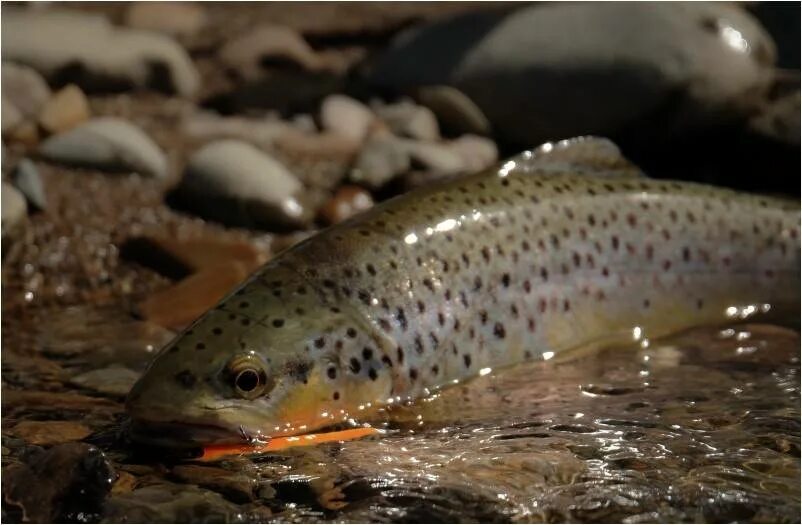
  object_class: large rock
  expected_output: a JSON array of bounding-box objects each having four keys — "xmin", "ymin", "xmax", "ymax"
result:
[
  {"xmin": 369, "ymin": 3, "xmax": 776, "ymax": 146},
  {"xmin": 2, "ymin": 62, "xmax": 52, "ymax": 118},
  {"xmin": 174, "ymin": 140, "xmax": 311, "ymax": 231},
  {"xmin": 2, "ymin": 8, "xmax": 199, "ymax": 97},
  {"xmin": 374, "ymin": 99, "xmax": 441, "ymax": 141},
  {"xmin": 39, "ymin": 118, "xmax": 167, "ymax": 178}
]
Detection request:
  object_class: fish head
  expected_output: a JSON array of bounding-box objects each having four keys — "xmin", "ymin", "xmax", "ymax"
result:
[{"xmin": 127, "ymin": 267, "xmax": 390, "ymax": 447}]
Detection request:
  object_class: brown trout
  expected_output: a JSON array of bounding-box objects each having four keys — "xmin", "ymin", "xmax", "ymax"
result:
[{"xmin": 126, "ymin": 137, "xmax": 800, "ymax": 446}]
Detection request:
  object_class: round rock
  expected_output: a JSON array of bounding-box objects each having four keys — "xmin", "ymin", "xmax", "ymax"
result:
[
  {"xmin": 175, "ymin": 140, "xmax": 311, "ymax": 231},
  {"xmin": 39, "ymin": 117, "xmax": 168, "ymax": 178},
  {"xmin": 320, "ymin": 94, "xmax": 375, "ymax": 144},
  {"xmin": 374, "ymin": 99, "xmax": 441, "ymax": 141},
  {"xmin": 370, "ymin": 3, "xmax": 776, "ymax": 146}
]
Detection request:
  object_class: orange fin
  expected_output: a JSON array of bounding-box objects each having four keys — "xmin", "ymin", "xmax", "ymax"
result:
[{"xmin": 199, "ymin": 427, "xmax": 381, "ymax": 461}]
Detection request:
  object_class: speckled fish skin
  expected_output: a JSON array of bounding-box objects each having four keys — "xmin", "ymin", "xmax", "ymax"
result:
[{"xmin": 126, "ymin": 137, "xmax": 800, "ymax": 446}]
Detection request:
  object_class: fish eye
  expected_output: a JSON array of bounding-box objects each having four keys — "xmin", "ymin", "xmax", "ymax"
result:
[{"xmin": 226, "ymin": 354, "xmax": 271, "ymax": 399}]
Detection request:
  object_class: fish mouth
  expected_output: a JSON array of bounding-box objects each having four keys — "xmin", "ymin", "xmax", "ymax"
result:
[{"xmin": 128, "ymin": 417, "xmax": 249, "ymax": 449}]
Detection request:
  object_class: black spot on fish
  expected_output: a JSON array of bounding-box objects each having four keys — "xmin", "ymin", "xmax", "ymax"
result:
[
  {"xmin": 362, "ymin": 347, "xmax": 373, "ymax": 360},
  {"xmin": 272, "ymin": 319, "xmax": 284, "ymax": 328},
  {"xmin": 175, "ymin": 370, "xmax": 196, "ymax": 388},
  {"xmin": 368, "ymin": 368, "xmax": 378, "ymax": 381},
  {"xmin": 350, "ymin": 358, "xmax": 361, "ymax": 374},
  {"xmin": 327, "ymin": 367, "xmax": 337, "ymax": 379},
  {"xmin": 195, "ymin": 342, "xmax": 205, "ymax": 350}
]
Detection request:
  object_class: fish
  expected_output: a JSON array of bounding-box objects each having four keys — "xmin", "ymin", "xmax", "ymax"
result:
[{"xmin": 126, "ymin": 137, "xmax": 800, "ymax": 448}]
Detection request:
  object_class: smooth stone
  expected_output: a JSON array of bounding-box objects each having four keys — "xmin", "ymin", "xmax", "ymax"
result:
[
  {"xmin": 125, "ymin": 2, "xmax": 207, "ymax": 39},
  {"xmin": 2, "ymin": 8, "xmax": 199, "ymax": 96},
  {"xmin": 319, "ymin": 94, "xmax": 376, "ymax": 144},
  {"xmin": 1, "ymin": 62, "xmax": 51, "ymax": 118},
  {"xmin": 176, "ymin": 139, "xmax": 311, "ymax": 230},
  {"xmin": 181, "ymin": 110, "xmax": 293, "ymax": 149},
  {"xmin": 39, "ymin": 117, "xmax": 168, "ymax": 178},
  {"xmin": 318, "ymin": 185, "xmax": 374, "ymax": 225},
  {"xmin": 350, "ymin": 134, "xmax": 411, "ymax": 189},
  {"xmin": 416, "ymin": 85, "xmax": 491, "ymax": 136},
  {"xmin": 137, "ymin": 261, "xmax": 251, "ymax": 330},
  {"xmin": 171, "ymin": 465, "xmax": 256, "ymax": 503},
  {"xmin": 12, "ymin": 158, "xmax": 47, "ymax": 211},
  {"xmin": 448, "ymin": 134, "xmax": 498, "ymax": 172},
  {"xmin": 405, "ymin": 140, "xmax": 465, "ymax": 175},
  {"xmin": 1, "ymin": 182, "xmax": 27, "ymax": 237},
  {"xmin": 374, "ymin": 99, "xmax": 441, "ymax": 141},
  {"xmin": 10, "ymin": 421, "xmax": 92, "ymax": 446},
  {"xmin": 220, "ymin": 24, "xmax": 321, "ymax": 77},
  {"xmin": 2, "ymin": 442, "xmax": 114, "ymax": 523},
  {"xmin": 1, "ymin": 96, "xmax": 23, "ymax": 134},
  {"xmin": 38, "ymin": 84, "xmax": 91, "ymax": 134},
  {"xmin": 102, "ymin": 483, "xmax": 263, "ymax": 523},
  {"xmin": 69, "ymin": 366, "xmax": 140, "ymax": 397},
  {"xmin": 370, "ymin": 3, "xmax": 776, "ymax": 146}
]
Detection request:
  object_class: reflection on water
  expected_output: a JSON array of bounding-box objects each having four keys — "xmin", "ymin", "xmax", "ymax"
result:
[{"xmin": 2, "ymin": 312, "xmax": 799, "ymax": 523}]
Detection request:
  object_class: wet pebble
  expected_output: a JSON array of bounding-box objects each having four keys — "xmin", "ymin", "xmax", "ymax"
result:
[
  {"xmin": 103, "ymin": 483, "xmax": 269, "ymax": 523},
  {"xmin": 2, "ymin": 8, "xmax": 199, "ymax": 96},
  {"xmin": 220, "ymin": 24, "xmax": 321, "ymax": 76},
  {"xmin": 174, "ymin": 139, "xmax": 311, "ymax": 230},
  {"xmin": 171, "ymin": 464, "xmax": 257, "ymax": 503},
  {"xmin": 38, "ymin": 84, "xmax": 91, "ymax": 135},
  {"xmin": 2, "ymin": 442, "xmax": 114, "ymax": 523},
  {"xmin": 406, "ymin": 139, "xmax": 465, "ymax": 174},
  {"xmin": 39, "ymin": 117, "xmax": 168, "ymax": 178},
  {"xmin": 70, "ymin": 366, "xmax": 140, "ymax": 397},
  {"xmin": 350, "ymin": 134, "xmax": 411, "ymax": 189},
  {"xmin": 416, "ymin": 85, "xmax": 491, "ymax": 136},
  {"xmin": 137, "ymin": 261, "xmax": 252, "ymax": 330},
  {"xmin": 374, "ymin": 99, "xmax": 440, "ymax": 141},
  {"xmin": 318, "ymin": 185, "xmax": 375, "ymax": 225},
  {"xmin": 320, "ymin": 94, "xmax": 376, "ymax": 144},
  {"xmin": 10, "ymin": 420, "xmax": 92, "ymax": 446},
  {"xmin": 1, "ymin": 62, "xmax": 51, "ymax": 119},
  {"xmin": 448, "ymin": 134, "xmax": 498, "ymax": 172},
  {"xmin": 124, "ymin": 1, "xmax": 207, "ymax": 39},
  {"xmin": 1, "ymin": 182, "xmax": 28, "ymax": 237},
  {"xmin": 1, "ymin": 390, "xmax": 122, "ymax": 415},
  {"xmin": 12, "ymin": 158, "xmax": 47, "ymax": 211}
]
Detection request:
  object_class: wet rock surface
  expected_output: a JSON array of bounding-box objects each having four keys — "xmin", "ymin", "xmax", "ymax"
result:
[{"xmin": 1, "ymin": 2, "xmax": 799, "ymax": 523}]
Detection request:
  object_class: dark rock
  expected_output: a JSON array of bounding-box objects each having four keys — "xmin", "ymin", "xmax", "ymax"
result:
[{"xmin": 2, "ymin": 442, "xmax": 114, "ymax": 523}]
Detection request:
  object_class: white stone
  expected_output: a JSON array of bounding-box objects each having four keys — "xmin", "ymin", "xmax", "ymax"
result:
[
  {"xmin": 320, "ymin": 94, "xmax": 375, "ymax": 144},
  {"xmin": 2, "ymin": 8, "xmax": 199, "ymax": 97},
  {"xmin": 177, "ymin": 140, "xmax": 310, "ymax": 230},
  {"xmin": 39, "ymin": 117, "xmax": 168, "ymax": 178}
]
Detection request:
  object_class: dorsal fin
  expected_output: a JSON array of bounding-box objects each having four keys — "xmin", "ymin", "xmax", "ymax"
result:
[{"xmin": 502, "ymin": 136, "xmax": 644, "ymax": 178}]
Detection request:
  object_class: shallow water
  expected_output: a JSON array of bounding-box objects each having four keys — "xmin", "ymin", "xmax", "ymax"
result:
[{"xmin": 2, "ymin": 305, "xmax": 799, "ymax": 523}]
